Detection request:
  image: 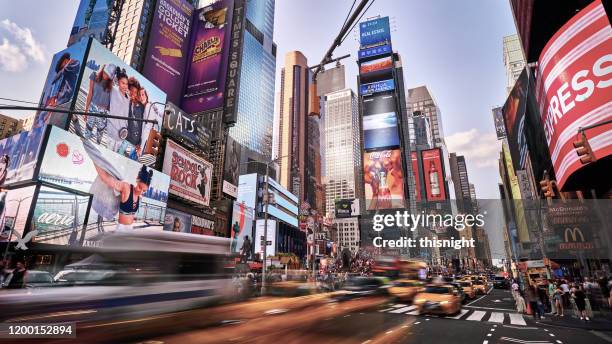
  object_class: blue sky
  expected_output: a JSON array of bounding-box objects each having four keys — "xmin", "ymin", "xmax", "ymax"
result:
[{"xmin": 0, "ymin": 0, "xmax": 517, "ymax": 198}]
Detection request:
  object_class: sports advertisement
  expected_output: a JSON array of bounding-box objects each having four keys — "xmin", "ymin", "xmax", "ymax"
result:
[{"xmin": 363, "ymin": 149, "xmax": 405, "ymax": 210}]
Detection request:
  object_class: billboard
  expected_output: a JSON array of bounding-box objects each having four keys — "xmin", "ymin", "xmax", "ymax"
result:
[
  {"xmin": 223, "ymin": 135, "xmax": 241, "ymax": 198},
  {"xmin": 363, "ymin": 112, "xmax": 400, "ymax": 150},
  {"xmin": 181, "ymin": 0, "xmax": 234, "ymax": 114},
  {"xmin": 359, "ymin": 17, "xmax": 391, "ymax": 48},
  {"xmin": 255, "ymin": 219, "xmax": 277, "ymax": 257},
  {"xmin": 0, "ymin": 186, "xmax": 36, "ymax": 243},
  {"xmin": 142, "ymin": 0, "xmax": 194, "ymax": 104},
  {"xmin": 38, "ymin": 126, "xmax": 170, "ymax": 242},
  {"xmin": 535, "ymin": 0, "xmax": 612, "ymax": 189},
  {"xmin": 359, "ymin": 56, "xmax": 393, "ymax": 84},
  {"xmin": 68, "ymin": 0, "xmax": 113, "ymax": 46},
  {"xmin": 0, "ymin": 126, "xmax": 46, "ymax": 187},
  {"xmin": 230, "ymin": 201, "xmax": 254, "ymax": 255},
  {"xmin": 36, "ymin": 40, "xmax": 88, "ymax": 128},
  {"xmin": 411, "ymin": 151, "xmax": 421, "ymax": 201},
  {"xmin": 363, "ymin": 149, "xmax": 405, "ymax": 210},
  {"xmin": 70, "ymin": 39, "xmax": 167, "ymax": 166},
  {"xmin": 502, "ymin": 69, "xmax": 529, "ymax": 171},
  {"xmin": 360, "ymin": 79, "xmax": 394, "ymax": 96},
  {"xmin": 223, "ymin": 0, "xmax": 246, "ymax": 125},
  {"xmin": 492, "ymin": 106, "xmax": 505, "ymax": 139},
  {"xmin": 421, "ymin": 148, "xmax": 447, "ymax": 201},
  {"xmin": 162, "ymin": 139, "xmax": 213, "ymax": 206},
  {"xmin": 32, "ymin": 186, "xmax": 90, "ymax": 246},
  {"xmin": 163, "ymin": 102, "xmax": 210, "ymax": 151},
  {"xmin": 334, "ymin": 199, "xmax": 359, "ymax": 218},
  {"xmin": 358, "ymin": 43, "xmax": 392, "ymax": 61},
  {"xmin": 163, "ymin": 207, "xmax": 215, "ymax": 235}
]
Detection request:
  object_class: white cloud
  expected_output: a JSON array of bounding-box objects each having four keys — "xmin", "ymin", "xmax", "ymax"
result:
[
  {"xmin": 0, "ymin": 19, "xmax": 45, "ymax": 72},
  {"xmin": 445, "ymin": 128, "xmax": 501, "ymax": 168}
]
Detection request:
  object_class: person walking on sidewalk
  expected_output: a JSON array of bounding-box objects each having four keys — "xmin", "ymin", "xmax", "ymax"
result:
[
  {"xmin": 526, "ymin": 284, "xmax": 542, "ymax": 320},
  {"xmin": 561, "ymin": 280, "xmax": 571, "ymax": 308},
  {"xmin": 572, "ymin": 284, "xmax": 589, "ymax": 321},
  {"xmin": 548, "ymin": 279, "xmax": 557, "ymax": 315},
  {"xmin": 553, "ymin": 284, "xmax": 565, "ymax": 316}
]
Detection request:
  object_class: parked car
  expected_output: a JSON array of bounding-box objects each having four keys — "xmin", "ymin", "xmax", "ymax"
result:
[
  {"xmin": 2, "ymin": 270, "xmax": 55, "ymax": 288},
  {"xmin": 413, "ymin": 284, "xmax": 462, "ymax": 316},
  {"xmin": 388, "ymin": 279, "xmax": 424, "ymax": 302}
]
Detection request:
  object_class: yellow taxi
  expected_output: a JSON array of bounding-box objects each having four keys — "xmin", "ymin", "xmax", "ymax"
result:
[
  {"xmin": 388, "ymin": 279, "xmax": 425, "ymax": 302},
  {"xmin": 457, "ymin": 280, "xmax": 477, "ymax": 299},
  {"xmin": 413, "ymin": 284, "xmax": 462, "ymax": 316},
  {"xmin": 471, "ymin": 279, "xmax": 488, "ymax": 295}
]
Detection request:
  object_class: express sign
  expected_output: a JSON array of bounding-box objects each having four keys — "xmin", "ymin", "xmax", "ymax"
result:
[{"xmin": 535, "ymin": 0, "xmax": 612, "ymax": 189}]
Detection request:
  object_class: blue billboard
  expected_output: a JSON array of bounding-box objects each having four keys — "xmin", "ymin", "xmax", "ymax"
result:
[
  {"xmin": 360, "ymin": 79, "xmax": 395, "ymax": 96},
  {"xmin": 358, "ymin": 43, "xmax": 392, "ymax": 60},
  {"xmin": 359, "ymin": 17, "xmax": 391, "ymax": 48}
]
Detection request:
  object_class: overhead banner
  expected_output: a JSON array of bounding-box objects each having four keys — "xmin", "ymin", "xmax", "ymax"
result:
[
  {"xmin": 163, "ymin": 102, "xmax": 210, "ymax": 151},
  {"xmin": 363, "ymin": 149, "xmax": 405, "ymax": 210},
  {"xmin": 421, "ymin": 148, "xmax": 447, "ymax": 201},
  {"xmin": 142, "ymin": 0, "xmax": 194, "ymax": 104},
  {"xmin": 359, "ymin": 17, "xmax": 391, "ymax": 48},
  {"xmin": 162, "ymin": 139, "xmax": 213, "ymax": 207},
  {"xmin": 181, "ymin": 0, "xmax": 234, "ymax": 114},
  {"xmin": 535, "ymin": 0, "xmax": 612, "ymax": 189}
]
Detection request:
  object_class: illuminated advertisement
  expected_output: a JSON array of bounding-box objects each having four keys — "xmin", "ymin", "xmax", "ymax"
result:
[
  {"xmin": 492, "ymin": 106, "xmax": 505, "ymax": 139},
  {"xmin": 142, "ymin": 0, "xmax": 194, "ymax": 104},
  {"xmin": 421, "ymin": 148, "xmax": 447, "ymax": 201},
  {"xmin": 359, "ymin": 17, "xmax": 391, "ymax": 48},
  {"xmin": 162, "ymin": 139, "xmax": 213, "ymax": 206},
  {"xmin": 255, "ymin": 219, "xmax": 277, "ymax": 257},
  {"xmin": 502, "ymin": 69, "xmax": 529, "ymax": 171},
  {"xmin": 0, "ymin": 126, "xmax": 46, "ymax": 187},
  {"xmin": 70, "ymin": 39, "xmax": 167, "ymax": 166},
  {"xmin": 38, "ymin": 126, "xmax": 170, "ymax": 243},
  {"xmin": 535, "ymin": 0, "xmax": 612, "ymax": 189},
  {"xmin": 358, "ymin": 43, "xmax": 392, "ymax": 60},
  {"xmin": 163, "ymin": 208, "xmax": 215, "ymax": 235},
  {"xmin": 335, "ymin": 199, "xmax": 359, "ymax": 218},
  {"xmin": 67, "ymin": 0, "xmax": 113, "ymax": 46},
  {"xmin": 0, "ymin": 186, "xmax": 36, "ymax": 243},
  {"xmin": 181, "ymin": 0, "xmax": 233, "ymax": 114},
  {"xmin": 360, "ymin": 79, "xmax": 394, "ymax": 96},
  {"xmin": 36, "ymin": 40, "xmax": 88, "ymax": 128},
  {"xmin": 411, "ymin": 152, "xmax": 421, "ymax": 201},
  {"xmin": 163, "ymin": 102, "xmax": 210, "ymax": 151},
  {"xmin": 363, "ymin": 112, "xmax": 400, "ymax": 150},
  {"xmin": 223, "ymin": 135, "xmax": 241, "ymax": 198},
  {"xmin": 32, "ymin": 186, "xmax": 90, "ymax": 246},
  {"xmin": 363, "ymin": 149, "xmax": 405, "ymax": 210},
  {"xmin": 230, "ymin": 201, "xmax": 254, "ymax": 255},
  {"xmin": 359, "ymin": 56, "xmax": 393, "ymax": 84}
]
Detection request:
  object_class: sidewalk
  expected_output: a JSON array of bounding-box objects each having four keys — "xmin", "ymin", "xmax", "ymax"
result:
[{"xmin": 535, "ymin": 312, "xmax": 612, "ymax": 331}]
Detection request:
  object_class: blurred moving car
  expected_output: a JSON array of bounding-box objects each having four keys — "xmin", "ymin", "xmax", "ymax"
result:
[
  {"xmin": 337, "ymin": 276, "xmax": 386, "ymax": 300},
  {"xmin": 492, "ymin": 276, "xmax": 509, "ymax": 289},
  {"xmin": 2, "ymin": 270, "xmax": 55, "ymax": 288},
  {"xmin": 457, "ymin": 280, "xmax": 477, "ymax": 299},
  {"xmin": 413, "ymin": 284, "xmax": 462, "ymax": 316},
  {"xmin": 471, "ymin": 279, "xmax": 488, "ymax": 295},
  {"xmin": 388, "ymin": 279, "xmax": 424, "ymax": 302},
  {"xmin": 449, "ymin": 282, "xmax": 467, "ymax": 303}
]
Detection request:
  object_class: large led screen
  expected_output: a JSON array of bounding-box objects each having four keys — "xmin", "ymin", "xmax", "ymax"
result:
[{"xmin": 363, "ymin": 149, "xmax": 405, "ymax": 210}]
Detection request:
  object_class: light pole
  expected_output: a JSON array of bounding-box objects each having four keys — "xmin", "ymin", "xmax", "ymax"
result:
[{"xmin": 2, "ymin": 196, "xmax": 34, "ymax": 262}]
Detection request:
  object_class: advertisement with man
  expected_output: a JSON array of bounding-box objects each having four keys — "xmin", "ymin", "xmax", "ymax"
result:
[
  {"xmin": 70, "ymin": 39, "xmax": 167, "ymax": 167},
  {"xmin": 163, "ymin": 102, "xmax": 210, "ymax": 151},
  {"xmin": 181, "ymin": 0, "xmax": 234, "ymax": 114},
  {"xmin": 162, "ymin": 139, "xmax": 212, "ymax": 207},
  {"xmin": 421, "ymin": 148, "xmax": 447, "ymax": 201},
  {"xmin": 38, "ymin": 126, "xmax": 170, "ymax": 244},
  {"xmin": 363, "ymin": 149, "xmax": 405, "ymax": 210},
  {"xmin": 230, "ymin": 201, "xmax": 254, "ymax": 257},
  {"xmin": 67, "ymin": 0, "xmax": 113, "ymax": 47},
  {"xmin": 0, "ymin": 126, "xmax": 46, "ymax": 187},
  {"xmin": 142, "ymin": 0, "xmax": 194, "ymax": 104},
  {"xmin": 535, "ymin": 0, "xmax": 612, "ymax": 189},
  {"xmin": 359, "ymin": 16, "xmax": 391, "ymax": 48}
]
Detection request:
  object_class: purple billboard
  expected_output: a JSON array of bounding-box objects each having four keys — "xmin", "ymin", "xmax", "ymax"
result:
[
  {"xmin": 142, "ymin": 0, "xmax": 194, "ymax": 104},
  {"xmin": 181, "ymin": 0, "xmax": 234, "ymax": 114}
]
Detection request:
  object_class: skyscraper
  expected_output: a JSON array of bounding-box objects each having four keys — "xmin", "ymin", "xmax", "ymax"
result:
[
  {"xmin": 111, "ymin": 0, "xmax": 156, "ymax": 69},
  {"xmin": 406, "ymin": 86, "xmax": 445, "ymax": 148},
  {"xmin": 503, "ymin": 34, "xmax": 526, "ymax": 95}
]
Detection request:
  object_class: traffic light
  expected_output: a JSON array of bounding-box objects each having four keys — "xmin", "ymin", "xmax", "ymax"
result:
[
  {"xmin": 540, "ymin": 179, "xmax": 555, "ymax": 199},
  {"xmin": 573, "ymin": 131, "xmax": 597, "ymax": 164}
]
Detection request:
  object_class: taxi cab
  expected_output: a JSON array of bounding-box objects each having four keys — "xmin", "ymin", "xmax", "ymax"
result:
[
  {"xmin": 413, "ymin": 284, "xmax": 462, "ymax": 316},
  {"xmin": 388, "ymin": 279, "xmax": 424, "ymax": 302},
  {"xmin": 457, "ymin": 280, "xmax": 477, "ymax": 299},
  {"xmin": 471, "ymin": 279, "xmax": 488, "ymax": 295}
]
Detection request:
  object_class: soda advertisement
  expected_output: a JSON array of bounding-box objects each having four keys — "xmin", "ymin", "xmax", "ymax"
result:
[
  {"xmin": 535, "ymin": 0, "xmax": 612, "ymax": 189},
  {"xmin": 163, "ymin": 102, "xmax": 210, "ymax": 151},
  {"xmin": 142, "ymin": 0, "xmax": 194, "ymax": 104},
  {"xmin": 359, "ymin": 17, "xmax": 391, "ymax": 48},
  {"xmin": 230, "ymin": 201, "xmax": 254, "ymax": 255},
  {"xmin": 31, "ymin": 186, "xmax": 90, "ymax": 246},
  {"xmin": 162, "ymin": 139, "xmax": 213, "ymax": 207},
  {"xmin": 0, "ymin": 126, "xmax": 46, "ymax": 187},
  {"xmin": 70, "ymin": 39, "xmax": 167, "ymax": 167},
  {"xmin": 36, "ymin": 40, "xmax": 88, "ymax": 128},
  {"xmin": 502, "ymin": 69, "xmax": 528, "ymax": 171},
  {"xmin": 358, "ymin": 43, "xmax": 392, "ymax": 61},
  {"xmin": 359, "ymin": 56, "xmax": 393, "ymax": 84},
  {"xmin": 360, "ymin": 79, "xmax": 394, "ymax": 96},
  {"xmin": 181, "ymin": 0, "xmax": 234, "ymax": 114},
  {"xmin": 67, "ymin": 0, "xmax": 112, "ymax": 46},
  {"xmin": 38, "ymin": 126, "xmax": 170, "ymax": 244},
  {"xmin": 421, "ymin": 148, "xmax": 447, "ymax": 201},
  {"xmin": 363, "ymin": 112, "xmax": 400, "ymax": 150},
  {"xmin": 0, "ymin": 186, "xmax": 36, "ymax": 243},
  {"xmin": 411, "ymin": 151, "xmax": 422, "ymax": 201},
  {"xmin": 363, "ymin": 149, "xmax": 405, "ymax": 210}
]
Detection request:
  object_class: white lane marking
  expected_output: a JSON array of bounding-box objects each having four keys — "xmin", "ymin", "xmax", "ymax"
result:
[
  {"xmin": 549, "ymin": 334, "xmax": 555, "ymax": 337},
  {"xmin": 483, "ymin": 341, "xmax": 488, "ymax": 344},
  {"xmin": 407, "ymin": 310, "xmax": 420, "ymax": 315},
  {"xmin": 544, "ymin": 329, "xmax": 549, "ymax": 332},
  {"xmin": 264, "ymin": 308, "xmax": 288, "ymax": 315},
  {"xmin": 390, "ymin": 306, "xmax": 417, "ymax": 314},
  {"xmin": 508, "ymin": 313, "xmax": 527, "ymax": 326},
  {"xmin": 344, "ymin": 314, "xmax": 351, "ymax": 318},
  {"xmin": 465, "ymin": 305, "xmax": 519, "ymax": 312},
  {"xmin": 467, "ymin": 310, "xmax": 486, "ymax": 321},
  {"xmin": 488, "ymin": 334, "xmax": 492, "ymax": 337},
  {"xmin": 556, "ymin": 341, "xmax": 562, "ymax": 344},
  {"xmin": 488, "ymin": 312, "xmax": 505, "ymax": 323},
  {"xmin": 425, "ymin": 318, "xmax": 430, "ymax": 321},
  {"xmin": 386, "ymin": 330, "xmax": 393, "ymax": 334},
  {"xmin": 491, "ymin": 329, "xmax": 496, "ymax": 332},
  {"xmin": 391, "ymin": 303, "xmax": 407, "ymax": 308},
  {"xmin": 450, "ymin": 309, "xmax": 469, "ymax": 319},
  {"xmin": 466, "ymin": 294, "xmax": 487, "ymax": 306},
  {"xmin": 414, "ymin": 322, "xmax": 421, "ymax": 325},
  {"xmin": 379, "ymin": 308, "xmax": 395, "ymax": 312},
  {"xmin": 499, "ymin": 337, "xmax": 552, "ymax": 343}
]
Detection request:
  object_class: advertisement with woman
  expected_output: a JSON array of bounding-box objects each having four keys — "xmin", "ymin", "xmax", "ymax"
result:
[
  {"xmin": 0, "ymin": 125, "xmax": 46, "ymax": 187},
  {"xmin": 38, "ymin": 126, "xmax": 170, "ymax": 245},
  {"xmin": 70, "ymin": 39, "xmax": 167, "ymax": 167}
]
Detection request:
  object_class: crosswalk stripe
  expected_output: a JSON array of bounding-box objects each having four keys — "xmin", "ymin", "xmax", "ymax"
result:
[
  {"xmin": 390, "ymin": 306, "xmax": 416, "ymax": 313},
  {"xmin": 508, "ymin": 313, "xmax": 527, "ymax": 326},
  {"xmin": 488, "ymin": 312, "xmax": 505, "ymax": 323},
  {"xmin": 406, "ymin": 310, "xmax": 420, "ymax": 315},
  {"xmin": 466, "ymin": 310, "xmax": 486, "ymax": 321},
  {"xmin": 450, "ymin": 309, "xmax": 469, "ymax": 319},
  {"xmin": 391, "ymin": 304, "xmax": 407, "ymax": 308}
]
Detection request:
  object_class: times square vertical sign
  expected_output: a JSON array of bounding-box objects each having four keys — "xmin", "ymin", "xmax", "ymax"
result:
[{"xmin": 223, "ymin": 0, "xmax": 246, "ymax": 125}]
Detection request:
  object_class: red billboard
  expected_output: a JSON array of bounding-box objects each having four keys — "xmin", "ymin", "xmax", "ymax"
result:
[
  {"xmin": 363, "ymin": 149, "xmax": 405, "ymax": 210},
  {"xmin": 421, "ymin": 148, "xmax": 446, "ymax": 201},
  {"xmin": 535, "ymin": 0, "xmax": 612, "ymax": 189},
  {"xmin": 411, "ymin": 151, "xmax": 421, "ymax": 201}
]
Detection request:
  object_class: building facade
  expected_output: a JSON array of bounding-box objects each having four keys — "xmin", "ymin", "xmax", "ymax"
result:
[
  {"xmin": 502, "ymin": 34, "xmax": 526, "ymax": 95},
  {"xmin": 0, "ymin": 114, "xmax": 22, "ymax": 140},
  {"xmin": 111, "ymin": 0, "xmax": 155, "ymax": 69},
  {"xmin": 406, "ymin": 86, "xmax": 445, "ymax": 149}
]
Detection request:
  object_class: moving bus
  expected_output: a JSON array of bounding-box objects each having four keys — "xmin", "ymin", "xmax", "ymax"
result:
[{"xmin": 372, "ymin": 256, "xmax": 427, "ymax": 280}]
